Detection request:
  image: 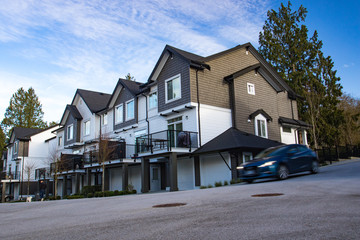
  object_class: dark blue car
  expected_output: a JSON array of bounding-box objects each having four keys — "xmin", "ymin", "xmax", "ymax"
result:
[{"xmin": 237, "ymin": 144, "xmax": 319, "ymax": 183}]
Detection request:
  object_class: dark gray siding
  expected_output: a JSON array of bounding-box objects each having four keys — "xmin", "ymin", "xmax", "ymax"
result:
[
  {"xmin": 64, "ymin": 114, "xmax": 80, "ymax": 146},
  {"xmin": 157, "ymin": 54, "xmax": 191, "ymax": 112},
  {"xmin": 113, "ymin": 89, "xmax": 137, "ymax": 130}
]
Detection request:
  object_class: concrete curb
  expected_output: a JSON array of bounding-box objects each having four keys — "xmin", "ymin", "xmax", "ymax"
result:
[{"xmin": 320, "ymin": 158, "xmax": 360, "ymax": 168}]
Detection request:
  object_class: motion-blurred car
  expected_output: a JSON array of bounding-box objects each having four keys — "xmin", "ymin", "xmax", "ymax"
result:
[{"xmin": 237, "ymin": 144, "xmax": 319, "ymax": 183}]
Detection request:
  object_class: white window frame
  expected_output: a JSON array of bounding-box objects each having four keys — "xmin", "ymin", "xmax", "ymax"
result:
[
  {"xmin": 115, "ymin": 104, "xmax": 123, "ymax": 124},
  {"xmin": 254, "ymin": 114, "xmax": 268, "ymax": 138},
  {"xmin": 84, "ymin": 120, "xmax": 90, "ymax": 136},
  {"xmin": 67, "ymin": 124, "xmax": 74, "ymax": 141},
  {"xmin": 58, "ymin": 136, "xmax": 63, "ymax": 146},
  {"xmin": 247, "ymin": 83, "xmax": 255, "ymax": 95},
  {"xmin": 149, "ymin": 91, "xmax": 158, "ymax": 109},
  {"xmin": 13, "ymin": 141, "xmax": 18, "ymax": 154},
  {"xmin": 126, "ymin": 99, "xmax": 135, "ymax": 121},
  {"xmin": 242, "ymin": 152, "xmax": 253, "ymax": 163},
  {"xmin": 165, "ymin": 74, "xmax": 181, "ymax": 103},
  {"xmin": 102, "ymin": 113, "xmax": 108, "ymax": 125}
]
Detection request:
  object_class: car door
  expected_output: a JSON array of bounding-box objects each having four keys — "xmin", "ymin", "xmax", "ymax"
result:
[{"xmin": 288, "ymin": 146, "xmax": 309, "ymax": 173}]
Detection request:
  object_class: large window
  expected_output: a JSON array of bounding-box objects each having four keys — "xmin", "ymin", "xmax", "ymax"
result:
[
  {"xmin": 84, "ymin": 120, "xmax": 90, "ymax": 136},
  {"xmin": 58, "ymin": 136, "xmax": 63, "ymax": 146},
  {"xmin": 115, "ymin": 104, "xmax": 123, "ymax": 124},
  {"xmin": 247, "ymin": 83, "xmax": 255, "ymax": 95},
  {"xmin": 166, "ymin": 74, "xmax": 181, "ymax": 102},
  {"xmin": 67, "ymin": 124, "xmax": 74, "ymax": 140},
  {"xmin": 254, "ymin": 114, "xmax": 268, "ymax": 138},
  {"xmin": 149, "ymin": 92, "xmax": 158, "ymax": 109},
  {"xmin": 126, "ymin": 99, "xmax": 135, "ymax": 121}
]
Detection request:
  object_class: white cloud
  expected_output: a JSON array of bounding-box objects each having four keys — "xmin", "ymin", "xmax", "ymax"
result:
[{"xmin": 0, "ymin": 0, "xmax": 271, "ymax": 122}]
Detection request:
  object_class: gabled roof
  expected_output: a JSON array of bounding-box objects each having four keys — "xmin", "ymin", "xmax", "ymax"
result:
[
  {"xmin": 59, "ymin": 105, "xmax": 83, "ymax": 125},
  {"xmin": 193, "ymin": 127, "xmax": 282, "ymax": 155},
  {"xmin": 10, "ymin": 127, "xmax": 43, "ymax": 141},
  {"xmin": 249, "ymin": 109, "xmax": 273, "ymax": 122},
  {"xmin": 107, "ymin": 78, "xmax": 143, "ymax": 108},
  {"xmin": 74, "ymin": 89, "xmax": 111, "ymax": 113}
]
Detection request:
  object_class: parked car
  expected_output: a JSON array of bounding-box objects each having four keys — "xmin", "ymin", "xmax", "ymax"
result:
[{"xmin": 237, "ymin": 144, "xmax": 319, "ymax": 183}]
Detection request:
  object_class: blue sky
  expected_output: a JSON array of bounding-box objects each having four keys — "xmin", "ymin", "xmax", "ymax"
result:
[{"xmin": 0, "ymin": 0, "xmax": 359, "ymax": 123}]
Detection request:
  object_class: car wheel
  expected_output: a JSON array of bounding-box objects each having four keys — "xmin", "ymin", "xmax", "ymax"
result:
[
  {"xmin": 311, "ymin": 161, "xmax": 319, "ymax": 174},
  {"xmin": 277, "ymin": 165, "xmax": 289, "ymax": 180},
  {"xmin": 246, "ymin": 179, "xmax": 253, "ymax": 184}
]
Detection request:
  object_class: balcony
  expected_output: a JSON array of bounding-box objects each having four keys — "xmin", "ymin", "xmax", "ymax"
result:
[
  {"xmin": 35, "ymin": 168, "xmax": 51, "ymax": 180},
  {"xmin": 83, "ymin": 141, "xmax": 137, "ymax": 166},
  {"xmin": 50, "ymin": 154, "xmax": 84, "ymax": 174},
  {"xmin": 135, "ymin": 130, "xmax": 198, "ymax": 156},
  {"xmin": 6, "ymin": 171, "xmax": 21, "ymax": 180}
]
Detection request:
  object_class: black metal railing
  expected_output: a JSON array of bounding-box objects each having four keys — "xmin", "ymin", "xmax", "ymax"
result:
[
  {"xmin": 7, "ymin": 171, "xmax": 21, "ymax": 180},
  {"xmin": 35, "ymin": 168, "xmax": 51, "ymax": 180},
  {"xmin": 83, "ymin": 142, "xmax": 137, "ymax": 165},
  {"xmin": 314, "ymin": 144, "xmax": 360, "ymax": 164},
  {"xmin": 50, "ymin": 154, "xmax": 84, "ymax": 173},
  {"xmin": 135, "ymin": 130, "xmax": 198, "ymax": 154}
]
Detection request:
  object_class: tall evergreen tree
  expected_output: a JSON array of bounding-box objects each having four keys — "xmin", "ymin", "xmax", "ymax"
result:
[
  {"xmin": 1, "ymin": 87, "xmax": 47, "ymax": 137},
  {"xmin": 258, "ymin": 1, "xmax": 342, "ymax": 148}
]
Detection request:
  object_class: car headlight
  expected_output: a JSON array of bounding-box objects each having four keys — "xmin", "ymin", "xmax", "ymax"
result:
[
  {"xmin": 259, "ymin": 161, "xmax": 276, "ymax": 168},
  {"xmin": 236, "ymin": 166, "xmax": 244, "ymax": 170}
]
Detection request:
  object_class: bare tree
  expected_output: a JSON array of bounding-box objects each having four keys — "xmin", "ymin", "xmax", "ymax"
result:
[
  {"xmin": 47, "ymin": 145, "xmax": 63, "ymax": 198},
  {"xmin": 24, "ymin": 160, "xmax": 37, "ymax": 195},
  {"xmin": 97, "ymin": 135, "xmax": 115, "ymax": 194}
]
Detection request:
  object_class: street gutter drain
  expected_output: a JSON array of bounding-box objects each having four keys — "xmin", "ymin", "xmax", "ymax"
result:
[
  {"xmin": 153, "ymin": 203, "xmax": 187, "ymax": 208},
  {"xmin": 251, "ymin": 193, "xmax": 284, "ymax": 197}
]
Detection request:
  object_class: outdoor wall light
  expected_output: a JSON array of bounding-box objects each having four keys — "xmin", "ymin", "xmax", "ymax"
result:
[{"xmin": 247, "ymin": 119, "xmax": 251, "ymax": 123}]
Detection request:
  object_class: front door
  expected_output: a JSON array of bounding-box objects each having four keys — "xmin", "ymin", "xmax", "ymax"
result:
[{"xmin": 150, "ymin": 165, "xmax": 161, "ymax": 192}]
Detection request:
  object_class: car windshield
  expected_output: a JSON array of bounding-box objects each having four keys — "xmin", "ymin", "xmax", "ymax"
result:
[{"xmin": 255, "ymin": 146, "xmax": 286, "ymax": 159}]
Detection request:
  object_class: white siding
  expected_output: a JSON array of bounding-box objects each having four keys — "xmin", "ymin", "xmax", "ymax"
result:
[
  {"xmin": 280, "ymin": 126, "xmax": 297, "ymax": 144},
  {"xmin": 200, "ymin": 153, "xmax": 232, "ymax": 186}
]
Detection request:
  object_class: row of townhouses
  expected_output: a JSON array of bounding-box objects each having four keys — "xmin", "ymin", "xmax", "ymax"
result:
[{"xmin": 1, "ymin": 43, "xmax": 310, "ymax": 201}]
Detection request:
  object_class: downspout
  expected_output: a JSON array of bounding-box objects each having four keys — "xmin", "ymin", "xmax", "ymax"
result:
[
  {"xmin": 196, "ymin": 69, "xmax": 202, "ymax": 147},
  {"xmin": 142, "ymin": 93, "xmax": 150, "ymax": 152},
  {"xmin": 290, "ymin": 99, "xmax": 294, "ymax": 119},
  {"xmin": 229, "ymin": 79, "xmax": 236, "ymax": 128}
]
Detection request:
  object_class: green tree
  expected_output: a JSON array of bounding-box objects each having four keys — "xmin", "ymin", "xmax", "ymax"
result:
[
  {"xmin": 1, "ymin": 87, "xmax": 47, "ymax": 137},
  {"xmin": 0, "ymin": 126, "xmax": 5, "ymax": 171},
  {"xmin": 258, "ymin": 1, "xmax": 342, "ymax": 148},
  {"xmin": 338, "ymin": 94, "xmax": 360, "ymax": 145}
]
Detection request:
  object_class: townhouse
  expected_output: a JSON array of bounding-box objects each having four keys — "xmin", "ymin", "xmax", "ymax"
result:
[
  {"xmin": 50, "ymin": 42, "xmax": 309, "ymax": 197},
  {"xmin": 1, "ymin": 126, "xmax": 59, "ymax": 201}
]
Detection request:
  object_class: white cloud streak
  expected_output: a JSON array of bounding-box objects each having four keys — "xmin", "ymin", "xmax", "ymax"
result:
[{"xmin": 0, "ymin": 0, "xmax": 270, "ymax": 122}]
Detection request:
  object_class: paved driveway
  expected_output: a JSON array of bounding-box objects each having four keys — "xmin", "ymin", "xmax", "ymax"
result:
[{"xmin": 1, "ymin": 159, "xmax": 359, "ymax": 240}]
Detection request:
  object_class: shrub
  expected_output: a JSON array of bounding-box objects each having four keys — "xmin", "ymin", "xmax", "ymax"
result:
[
  {"xmin": 56, "ymin": 195, "xmax": 61, "ymax": 200},
  {"xmin": 131, "ymin": 189, "xmax": 137, "ymax": 194},
  {"xmin": 94, "ymin": 191, "xmax": 103, "ymax": 198},
  {"xmin": 230, "ymin": 179, "xmax": 237, "ymax": 185},
  {"xmin": 200, "ymin": 186, "xmax": 207, "ymax": 189},
  {"xmin": 126, "ymin": 184, "xmax": 134, "ymax": 192},
  {"xmin": 214, "ymin": 181, "xmax": 222, "ymax": 187},
  {"xmin": 114, "ymin": 190, "xmax": 120, "ymax": 196},
  {"xmin": 224, "ymin": 181, "xmax": 229, "ymax": 186},
  {"xmin": 81, "ymin": 185, "xmax": 101, "ymax": 196},
  {"xmin": 66, "ymin": 195, "xmax": 84, "ymax": 199},
  {"xmin": 87, "ymin": 193, "xmax": 94, "ymax": 198},
  {"xmin": 103, "ymin": 191, "xmax": 115, "ymax": 197},
  {"xmin": 207, "ymin": 184, "xmax": 213, "ymax": 188}
]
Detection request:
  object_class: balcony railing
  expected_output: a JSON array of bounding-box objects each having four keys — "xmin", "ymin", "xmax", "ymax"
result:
[
  {"xmin": 35, "ymin": 168, "xmax": 51, "ymax": 180},
  {"xmin": 83, "ymin": 142, "xmax": 136, "ymax": 165},
  {"xmin": 136, "ymin": 130, "xmax": 198, "ymax": 154},
  {"xmin": 6, "ymin": 171, "xmax": 21, "ymax": 180},
  {"xmin": 50, "ymin": 154, "xmax": 83, "ymax": 173}
]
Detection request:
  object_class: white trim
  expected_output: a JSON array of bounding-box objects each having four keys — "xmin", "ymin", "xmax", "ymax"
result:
[
  {"xmin": 254, "ymin": 114, "xmax": 268, "ymax": 138},
  {"xmin": 115, "ymin": 104, "xmax": 124, "ymax": 124},
  {"xmin": 67, "ymin": 124, "xmax": 74, "ymax": 141},
  {"xmin": 165, "ymin": 74, "xmax": 181, "ymax": 103},
  {"xmin": 148, "ymin": 91, "xmax": 158, "ymax": 110},
  {"xmin": 247, "ymin": 82, "xmax": 255, "ymax": 95},
  {"xmin": 84, "ymin": 120, "xmax": 90, "ymax": 136},
  {"xmin": 242, "ymin": 152, "xmax": 253, "ymax": 163},
  {"xmin": 125, "ymin": 99, "xmax": 135, "ymax": 121}
]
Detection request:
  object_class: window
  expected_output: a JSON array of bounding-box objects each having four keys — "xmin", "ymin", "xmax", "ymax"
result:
[
  {"xmin": 254, "ymin": 114, "xmax": 268, "ymax": 138},
  {"xmin": 58, "ymin": 136, "xmax": 63, "ymax": 146},
  {"xmin": 126, "ymin": 99, "xmax": 135, "ymax": 121},
  {"xmin": 67, "ymin": 124, "xmax": 74, "ymax": 140},
  {"xmin": 242, "ymin": 152, "xmax": 253, "ymax": 163},
  {"xmin": 102, "ymin": 113, "xmax": 108, "ymax": 125},
  {"xmin": 13, "ymin": 141, "xmax": 18, "ymax": 154},
  {"xmin": 166, "ymin": 74, "xmax": 181, "ymax": 102},
  {"xmin": 149, "ymin": 92, "xmax": 157, "ymax": 109},
  {"xmin": 282, "ymin": 126, "xmax": 292, "ymax": 133},
  {"xmin": 247, "ymin": 83, "xmax": 255, "ymax": 95},
  {"xmin": 84, "ymin": 121, "xmax": 90, "ymax": 136},
  {"xmin": 115, "ymin": 104, "xmax": 123, "ymax": 124}
]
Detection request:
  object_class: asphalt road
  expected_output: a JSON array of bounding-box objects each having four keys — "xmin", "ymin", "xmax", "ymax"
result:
[{"xmin": 1, "ymin": 159, "xmax": 359, "ymax": 240}]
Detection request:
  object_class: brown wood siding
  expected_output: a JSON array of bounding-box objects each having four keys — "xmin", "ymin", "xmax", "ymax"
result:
[
  {"xmin": 190, "ymin": 47, "xmax": 258, "ymax": 108},
  {"xmin": 157, "ymin": 54, "xmax": 191, "ymax": 112},
  {"xmin": 18, "ymin": 141, "xmax": 29, "ymax": 157},
  {"xmin": 113, "ymin": 89, "xmax": 137, "ymax": 130},
  {"xmin": 233, "ymin": 71, "xmax": 295, "ymax": 142}
]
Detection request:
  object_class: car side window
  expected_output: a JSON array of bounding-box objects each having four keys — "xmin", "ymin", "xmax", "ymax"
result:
[{"xmin": 287, "ymin": 147, "xmax": 298, "ymax": 155}]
